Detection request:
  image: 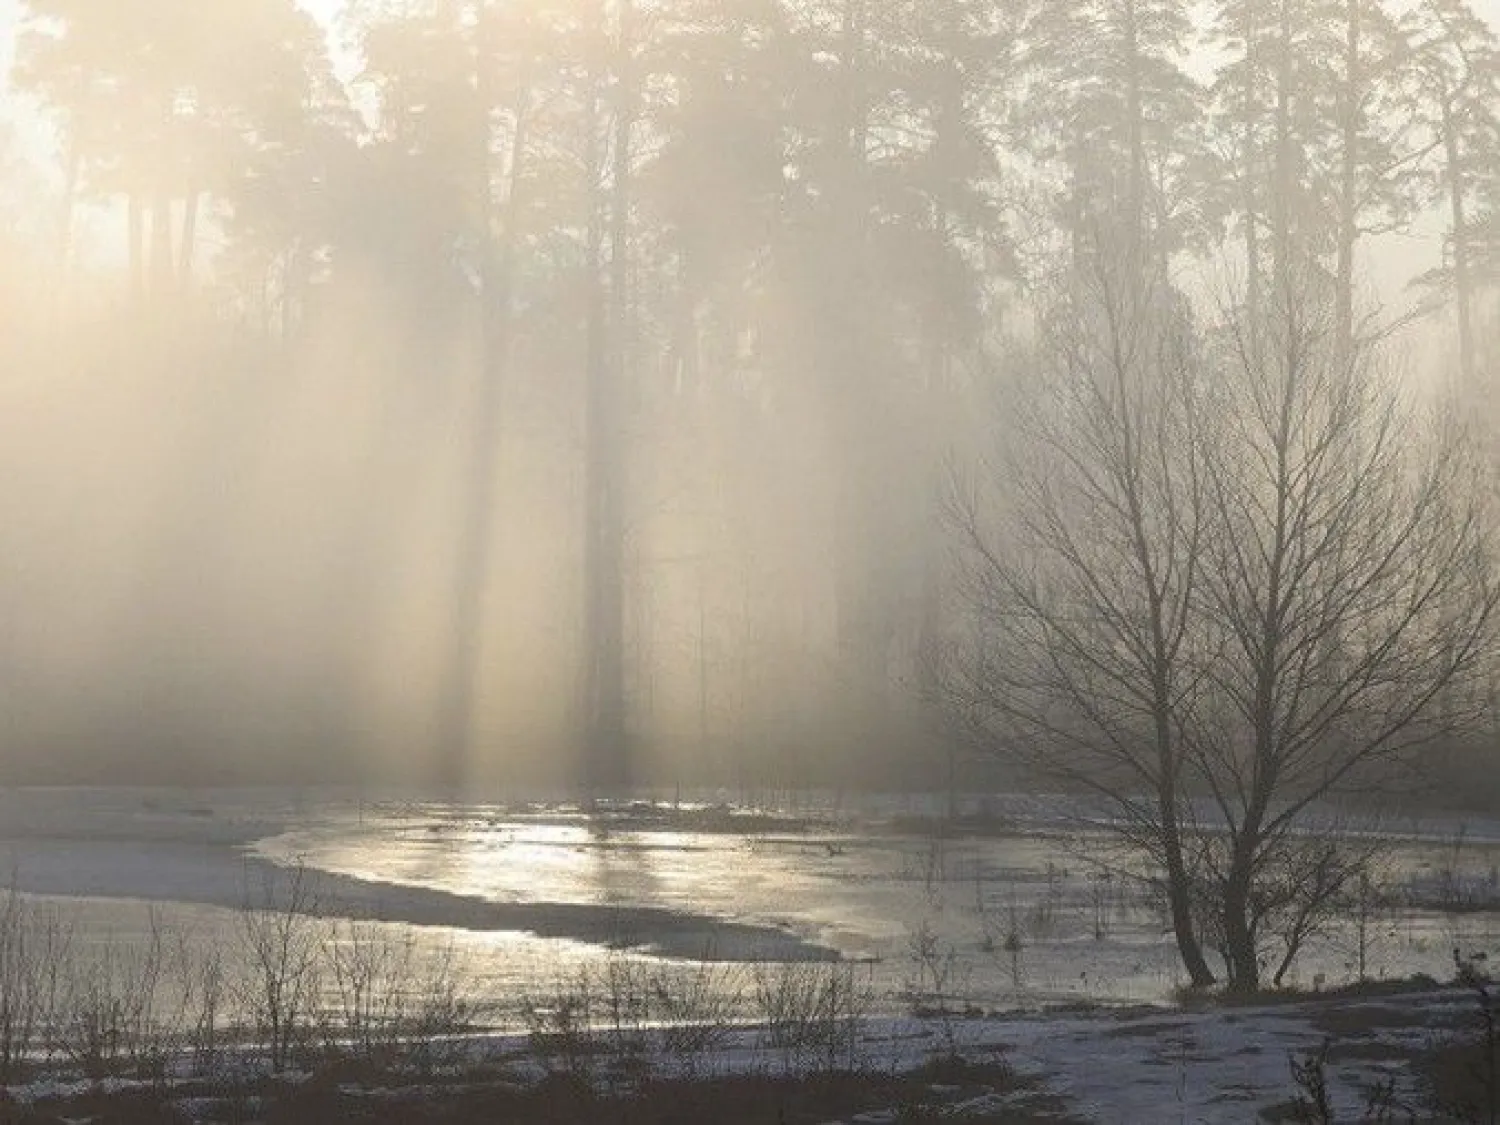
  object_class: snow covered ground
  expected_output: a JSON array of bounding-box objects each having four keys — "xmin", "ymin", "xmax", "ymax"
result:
[{"xmin": 3, "ymin": 985, "xmax": 1476, "ymax": 1122}]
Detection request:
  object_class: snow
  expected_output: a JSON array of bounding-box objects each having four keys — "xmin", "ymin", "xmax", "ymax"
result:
[{"xmin": 0, "ymin": 984, "xmax": 1479, "ymax": 1121}]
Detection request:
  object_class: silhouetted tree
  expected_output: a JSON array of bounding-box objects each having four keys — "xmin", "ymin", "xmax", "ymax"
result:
[
  {"xmin": 1020, "ymin": 0, "xmax": 1204, "ymax": 263},
  {"xmin": 945, "ymin": 238, "xmax": 1497, "ymax": 992},
  {"xmin": 18, "ymin": 0, "xmax": 341, "ymax": 303},
  {"xmin": 943, "ymin": 227, "xmax": 1219, "ymax": 986}
]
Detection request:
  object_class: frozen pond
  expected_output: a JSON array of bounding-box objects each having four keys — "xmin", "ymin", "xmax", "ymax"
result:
[{"xmin": 0, "ymin": 787, "xmax": 1498, "ymax": 1025}]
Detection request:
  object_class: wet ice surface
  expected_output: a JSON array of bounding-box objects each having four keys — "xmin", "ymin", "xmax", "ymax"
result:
[
  {"xmin": 250, "ymin": 792, "xmax": 1500, "ymax": 1013},
  {"xmin": 0, "ymin": 787, "xmax": 1498, "ymax": 1017},
  {"xmin": 249, "ymin": 802, "xmax": 1182, "ymax": 1008},
  {"xmin": 0, "ymin": 788, "xmax": 831, "ymax": 962}
]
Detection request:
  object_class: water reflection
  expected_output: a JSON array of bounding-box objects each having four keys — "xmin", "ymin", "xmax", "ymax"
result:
[{"xmin": 251, "ymin": 797, "xmax": 1500, "ymax": 1009}]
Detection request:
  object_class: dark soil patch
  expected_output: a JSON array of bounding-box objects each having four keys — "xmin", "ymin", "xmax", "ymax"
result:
[
  {"xmin": 1411, "ymin": 1003, "xmax": 1500, "ymax": 1122},
  {"xmin": 259, "ymin": 1066, "xmax": 1074, "ymax": 1125},
  {"xmin": 1175, "ymin": 975, "xmax": 1444, "ymax": 1013},
  {"xmin": 0, "ymin": 1089, "xmax": 192, "ymax": 1125},
  {"xmin": 1321, "ymin": 1039, "xmax": 1413, "ymax": 1064},
  {"xmin": 1099, "ymin": 1019, "xmax": 1190, "ymax": 1040},
  {"xmin": 1306, "ymin": 993, "xmax": 1463, "ymax": 1040},
  {"xmin": 1204, "ymin": 1084, "xmax": 1260, "ymax": 1105},
  {"xmin": 5, "ymin": 1064, "xmax": 1083, "ymax": 1125},
  {"xmin": 1257, "ymin": 1097, "xmax": 1309, "ymax": 1123}
]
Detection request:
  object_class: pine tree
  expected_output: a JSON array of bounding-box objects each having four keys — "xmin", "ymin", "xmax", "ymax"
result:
[
  {"xmin": 1018, "ymin": 0, "xmax": 1204, "ymax": 264},
  {"xmin": 1206, "ymin": 0, "xmax": 1416, "ymax": 339},
  {"xmin": 1403, "ymin": 0, "xmax": 1500, "ymax": 391}
]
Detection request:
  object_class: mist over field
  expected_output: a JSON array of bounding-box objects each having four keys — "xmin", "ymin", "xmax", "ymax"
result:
[{"xmin": 0, "ymin": 0, "xmax": 1495, "ymax": 801}]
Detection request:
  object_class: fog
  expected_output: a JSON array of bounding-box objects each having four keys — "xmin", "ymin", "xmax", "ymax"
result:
[{"xmin": 0, "ymin": 0, "xmax": 1494, "ymax": 793}]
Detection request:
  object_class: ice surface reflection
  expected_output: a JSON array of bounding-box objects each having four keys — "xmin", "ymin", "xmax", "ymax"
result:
[
  {"xmin": 1, "ymin": 789, "xmax": 1498, "ymax": 1019},
  {"xmin": 252, "ymin": 798, "xmax": 1500, "ymax": 1011}
]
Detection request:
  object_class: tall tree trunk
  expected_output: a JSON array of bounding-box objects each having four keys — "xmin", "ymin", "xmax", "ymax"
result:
[
  {"xmin": 1123, "ymin": 0, "xmax": 1147, "ymax": 253},
  {"xmin": 1270, "ymin": 0, "xmax": 1295, "ymax": 298},
  {"xmin": 831, "ymin": 0, "xmax": 889, "ymax": 760},
  {"xmin": 1334, "ymin": 0, "xmax": 1361, "ymax": 361},
  {"xmin": 1240, "ymin": 3, "xmax": 1262, "ymax": 327},
  {"xmin": 581, "ymin": 0, "xmax": 631, "ymax": 798},
  {"xmin": 1152, "ymin": 669, "xmax": 1214, "ymax": 986},
  {"xmin": 1222, "ymin": 783, "xmax": 1275, "ymax": 991},
  {"xmin": 1221, "ymin": 856, "xmax": 1261, "ymax": 991},
  {"xmin": 582, "ymin": 61, "xmax": 606, "ymax": 780},
  {"xmin": 435, "ymin": 7, "xmax": 528, "ymax": 788},
  {"xmin": 602, "ymin": 0, "xmax": 634, "ymax": 791},
  {"xmin": 1223, "ymin": 395, "xmax": 1295, "ymax": 996},
  {"xmin": 1227, "ymin": 577, "xmax": 1287, "ymax": 994},
  {"xmin": 1224, "ymin": 790, "xmax": 1274, "ymax": 992},
  {"xmin": 1442, "ymin": 88, "xmax": 1475, "ymax": 392},
  {"xmin": 1160, "ymin": 794, "xmax": 1217, "ymax": 987},
  {"xmin": 1142, "ymin": 481, "xmax": 1216, "ymax": 987}
]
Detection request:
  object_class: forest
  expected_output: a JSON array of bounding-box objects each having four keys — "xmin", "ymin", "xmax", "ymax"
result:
[{"xmin": 0, "ymin": 0, "xmax": 1496, "ymax": 797}]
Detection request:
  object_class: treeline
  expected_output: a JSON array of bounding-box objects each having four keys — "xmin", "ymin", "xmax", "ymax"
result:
[{"xmin": 0, "ymin": 0, "xmax": 1496, "ymax": 788}]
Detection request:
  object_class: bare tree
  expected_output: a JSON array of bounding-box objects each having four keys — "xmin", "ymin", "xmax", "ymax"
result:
[
  {"xmin": 942, "ymin": 235, "xmax": 1496, "ymax": 993},
  {"xmin": 1206, "ymin": 816, "xmax": 1386, "ymax": 989},
  {"xmin": 237, "ymin": 863, "xmax": 324, "ymax": 1072},
  {"xmin": 942, "ymin": 230, "xmax": 1218, "ymax": 987},
  {"xmin": 1189, "ymin": 272, "xmax": 1497, "ymax": 990}
]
